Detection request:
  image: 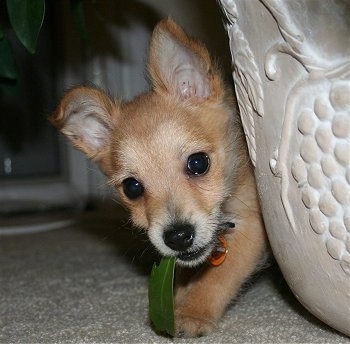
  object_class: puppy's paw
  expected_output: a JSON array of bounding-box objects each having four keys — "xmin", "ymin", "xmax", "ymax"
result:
[{"xmin": 175, "ymin": 311, "xmax": 217, "ymax": 337}]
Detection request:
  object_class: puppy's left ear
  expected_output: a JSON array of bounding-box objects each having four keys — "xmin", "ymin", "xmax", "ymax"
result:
[{"xmin": 149, "ymin": 19, "xmax": 224, "ymax": 102}]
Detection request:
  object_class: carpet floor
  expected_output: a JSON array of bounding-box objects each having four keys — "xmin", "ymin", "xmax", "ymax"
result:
[{"xmin": 1, "ymin": 206, "xmax": 349, "ymax": 343}]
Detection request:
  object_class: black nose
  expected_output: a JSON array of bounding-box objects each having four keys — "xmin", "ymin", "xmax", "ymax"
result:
[{"xmin": 163, "ymin": 222, "xmax": 195, "ymax": 251}]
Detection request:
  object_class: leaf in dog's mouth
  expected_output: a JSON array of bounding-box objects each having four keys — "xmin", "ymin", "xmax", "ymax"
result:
[
  {"xmin": 148, "ymin": 256, "xmax": 176, "ymax": 336},
  {"xmin": 148, "ymin": 235, "xmax": 229, "ymax": 336}
]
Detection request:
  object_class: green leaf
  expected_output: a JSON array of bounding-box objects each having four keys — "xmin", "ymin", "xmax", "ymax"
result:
[
  {"xmin": 148, "ymin": 257, "xmax": 176, "ymax": 336},
  {"xmin": 0, "ymin": 38, "xmax": 18, "ymax": 80},
  {"xmin": 6, "ymin": 0, "xmax": 45, "ymax": 54}
]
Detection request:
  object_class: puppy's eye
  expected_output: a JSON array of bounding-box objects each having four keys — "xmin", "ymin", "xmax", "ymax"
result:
[
  {"xmin": 122, "ymin": 177, "xmax": 144, "ymax": 199},
  {"xmin": 187, "ymin": 152, "xmax": 210, "ymax": 176}
]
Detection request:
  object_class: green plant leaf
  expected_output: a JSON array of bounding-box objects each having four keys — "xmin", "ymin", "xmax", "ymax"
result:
[
  {"xmin": 148, "ymin": 256, "xmax": 175, "ymax": 336},
  {"xmin": 0, "ymin": 38, "xmax": 18, "ymax": 80},
  {"xmin": 6, "ymin": 0, "xmax": 45, "ymax": 54}
]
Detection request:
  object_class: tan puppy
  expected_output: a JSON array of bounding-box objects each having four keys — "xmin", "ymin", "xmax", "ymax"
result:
[{"xmin": 51, "ymin": 19, "xmax": 267, "ymax": 337}]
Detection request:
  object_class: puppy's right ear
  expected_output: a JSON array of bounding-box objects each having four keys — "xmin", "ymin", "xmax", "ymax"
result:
[
  {"xmin": 50, "ymin": 86, "xmax": 118, "ymax": 173},
  {"xmin": 148, "ymin": 19, "xmax": 224, "ymax": 103}
]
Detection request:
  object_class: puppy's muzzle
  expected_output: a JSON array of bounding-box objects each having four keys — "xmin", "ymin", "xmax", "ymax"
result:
[{"xmin": 163, "ymin": 222, "xmax": 195, "ymax": 252}]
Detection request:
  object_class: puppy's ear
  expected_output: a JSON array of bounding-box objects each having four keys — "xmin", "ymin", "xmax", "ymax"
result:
[
  {"xmin": 50, "ymin": 86, "xmax": 118, "ymax": 173},
  {"xmin": 149, "ymin": 18, "xmax": 223, "ymax": 102}
]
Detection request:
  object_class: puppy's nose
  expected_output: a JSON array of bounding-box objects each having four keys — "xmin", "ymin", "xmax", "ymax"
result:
[{"xmin": 163, "ymin": 223, "xmax": 195, "ymax": 251}]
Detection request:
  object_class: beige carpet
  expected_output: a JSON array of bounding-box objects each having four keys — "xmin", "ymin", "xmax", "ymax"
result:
[{"xmin": 1, "ymin": 207, "xmax": 349, "ymax": 343}]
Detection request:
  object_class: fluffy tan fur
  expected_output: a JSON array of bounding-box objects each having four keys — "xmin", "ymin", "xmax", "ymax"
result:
[{"xmin": 51, "ymin": 19, "xmax": 267, "ymax": 337}]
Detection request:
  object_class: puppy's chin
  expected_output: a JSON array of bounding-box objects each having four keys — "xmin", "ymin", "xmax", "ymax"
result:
[{"xmin": 175, "ymin": 244, "xmax": 214, "ymax": 268}]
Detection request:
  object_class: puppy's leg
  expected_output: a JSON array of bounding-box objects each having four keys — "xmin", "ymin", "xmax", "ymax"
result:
[{"xmin": 175, "ymin": 183, "xmax": 266, "ymax": 337}]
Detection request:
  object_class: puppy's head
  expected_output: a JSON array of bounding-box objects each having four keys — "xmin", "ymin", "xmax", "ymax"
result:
[{"xmin": 51, "ymin": 19, "xmax": 242, "ymax": 267}]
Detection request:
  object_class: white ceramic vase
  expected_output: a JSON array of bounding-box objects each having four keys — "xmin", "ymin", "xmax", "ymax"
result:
[{"xmin": 219, "ymin": 0, "xmax": 350, "ymax": 336}]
